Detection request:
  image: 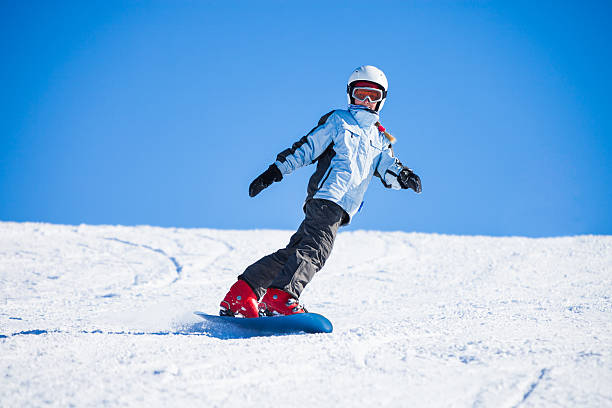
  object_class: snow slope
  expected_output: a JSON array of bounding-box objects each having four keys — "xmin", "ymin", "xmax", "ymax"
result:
[{"xmin": 1, "ymin": 222, "xmax": 610, "ymax": 407}]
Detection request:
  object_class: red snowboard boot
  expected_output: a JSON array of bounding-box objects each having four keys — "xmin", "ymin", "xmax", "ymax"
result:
[
  {"xmin": 219, "ymin": 279, "xmax": 259, "ymax": 318},
  {"xmin": 259, "ymin": 288, "xmax": 307, "ymax": 316}
]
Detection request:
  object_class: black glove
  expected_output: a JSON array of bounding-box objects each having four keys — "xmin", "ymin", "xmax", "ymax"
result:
[
  {"xmin": 249, "ymin": 164, "xmax": 283, "ymax": 197},
  {"xmin": 398, "ymin": 167, "xmax": 422, "ymax": 193}
]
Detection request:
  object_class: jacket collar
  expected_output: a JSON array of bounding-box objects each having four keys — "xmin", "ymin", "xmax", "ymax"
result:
[{"xmin": 348, "ymin": 104, "xmax": 379, "ymax": 128}]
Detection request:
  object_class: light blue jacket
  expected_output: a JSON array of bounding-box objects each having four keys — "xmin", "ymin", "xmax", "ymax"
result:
[{"xmin": 274, "ymin": 106, "xmax": 405, "ymax": 222}]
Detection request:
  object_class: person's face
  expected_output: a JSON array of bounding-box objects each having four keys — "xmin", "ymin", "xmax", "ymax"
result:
[{"xmin": 353, "ymin": 98, "xmax": 377, "ymax": 110}]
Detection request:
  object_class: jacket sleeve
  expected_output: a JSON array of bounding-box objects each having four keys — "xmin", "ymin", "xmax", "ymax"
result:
[
  {"xmin": 274, "ymin": 113, "xmax": 336, "ymax": 176},
  {"xmin": 375, "ymin": 144, "xmax": 405, "ymax": 190}
]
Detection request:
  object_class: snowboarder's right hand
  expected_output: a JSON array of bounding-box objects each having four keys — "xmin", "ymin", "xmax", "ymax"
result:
[{"xmin": 249, "ymin": 164, "xmax": 283, "ymax": 197}]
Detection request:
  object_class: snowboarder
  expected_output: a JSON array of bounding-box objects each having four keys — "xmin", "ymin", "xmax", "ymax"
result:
[{"xmin": 220, "ymin": 65, "xmax": 422, "ymax": 318}]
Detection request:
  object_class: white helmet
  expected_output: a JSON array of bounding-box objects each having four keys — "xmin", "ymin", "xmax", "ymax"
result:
[{"xmin": 347, "ymin": 65, "xmax": 388, "ymax": 111}]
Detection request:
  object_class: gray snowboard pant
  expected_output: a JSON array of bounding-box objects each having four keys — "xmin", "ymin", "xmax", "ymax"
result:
[{"xmin": 239, "ymin": 199, "xmax": 348, "ymax": 299}]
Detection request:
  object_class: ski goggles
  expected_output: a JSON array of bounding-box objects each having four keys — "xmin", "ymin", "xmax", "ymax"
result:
[{"xmin": 351, "ymin": 86, "xmax": 385, "ymax": 103}]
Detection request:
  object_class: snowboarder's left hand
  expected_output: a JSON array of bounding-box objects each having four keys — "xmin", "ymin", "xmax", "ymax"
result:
[
  {"xmin": 398, "ymin": 167, "xmax": 422, "ymax": 193},
  {"xmin": 249, "ymin": 164, "xmax": 283, "ymax": 197}
]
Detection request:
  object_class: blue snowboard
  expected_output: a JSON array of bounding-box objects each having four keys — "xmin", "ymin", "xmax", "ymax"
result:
[{"xmin": 193, "ymin": 312, "xmax": 333, "ymax": 339}]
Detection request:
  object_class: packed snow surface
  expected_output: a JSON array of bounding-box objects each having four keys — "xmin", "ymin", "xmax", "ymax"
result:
[{"xmin": 1, "ymin": 222, "xmax": 611, "ymax": 407}]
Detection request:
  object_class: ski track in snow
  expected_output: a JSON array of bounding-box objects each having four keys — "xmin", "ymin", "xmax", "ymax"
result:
[
  {"xmin": 103, "ymin": 237, "xmax": 184, "ymax": 283},
  {"xmin": 0, "ymin": 222, "xmax": 611, "ymax": 407}
]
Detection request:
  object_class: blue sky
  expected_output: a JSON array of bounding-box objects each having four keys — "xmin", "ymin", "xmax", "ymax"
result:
[{"xmin": 1, "ymin": 1, "xmax": 610, "ymax": 236}]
